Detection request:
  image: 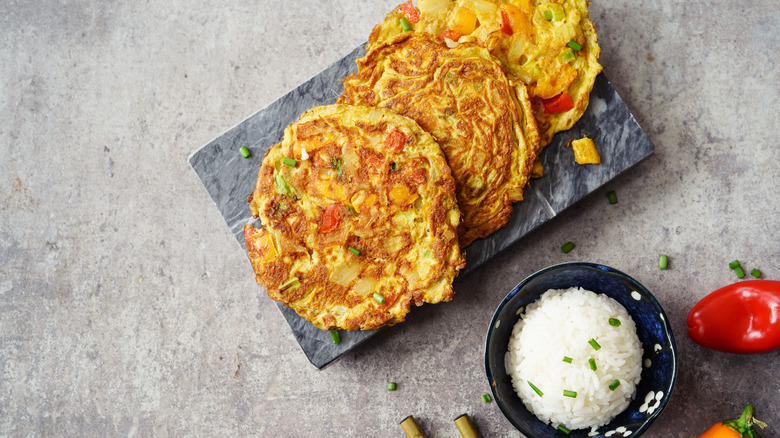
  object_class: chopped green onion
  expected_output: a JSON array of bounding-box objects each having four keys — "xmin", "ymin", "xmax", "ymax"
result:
[
  {"xmin": 561, "ymin": 48, "xmax": 576, "ymax": 63},
  {"xmin": 557, "ymin": 425, "xmax": 571, "ymax": 435},
  {"xmin": 274, "ymin": 174, "xmax": 300, "ymax": 199},
  {"xmin": 659, "ymin": 254, "xmax": 668, "ymax": 270},
  {"xmin": 567, "ymin": 40, "xmax": 583, "ymax": 51},
  {"xmin": 279, "ymin": 277, "xmax": 300, "ymax": 291},
  {"xmin": 331, "ymin": 157, "xmax": 343, "ymax": 175},
  {"xmin": 400, "ymin": 16, "xmax": 412, "ymax": 32},
  {"xmin": 239, "ymin": 146, "xmax": 251, "ymax": 158},
  {"xmin": 561, "ymin": 241, "xmax": 575, "ymax": 253},
  {"xmin": 348, "ymin": 246, "xmax": 361, "ymax": 256},
  {"xmin": 607, "ymin": 190, "xmax": 618, "ymax": 204},
  {"xmin": 481, "ymin": 393, "xmax": 492, "ymax": 403},
  {"xmin": 552, "ymin": 8, "xmax": 565, "ymax": 21},
  {"xmin": 609, "ymin": 379, "xmax": 621, "ymax": 391},
  {"xmin": 609, "ymin": 318, "xmax": 622, "ymax": 327},
  {"xmin": 330, "ymin": 330, "xmax": 341, "ymax": 344},
  {"xmin": 751, "ymin": 268, "xmax": 762, "ymax": 278},
  {"xmin": 588, "ymin": 338, "xmax": 601, "ymax": 350},
  {"xmin": 527, "ymin": 381, "xmax": 544, "ymax": 397},
  {"xmin": 562, "ymin": 356, "xmax": 573, "ymax": 363},
  {"xmin": 282, "ymin": 157, "xmax": 297, "ymax": 167},
  {"xmin": 543, "ymin": 9, "xmax": 553, "ymax": 20},
  {"xmin": 388, "ymin": 382, "xmax": 397, "ymax": 391},
  {"xmin": 589, "ymin": 358, "xmax": 597, "ymax": 371},
  {"xmin": 729, "ymin": 260, "xmax": 741, "ymax": 269},
  {"xmin": 563, "ymin": 390, "xmax": 577, "ymax": 398},
  {"xmin": 734, "ymin": 266, "xmax": 746, "ymax": 278},
  {"xmin": 373, "ymin": 292, "xmax": 386, "ymax": 304}
]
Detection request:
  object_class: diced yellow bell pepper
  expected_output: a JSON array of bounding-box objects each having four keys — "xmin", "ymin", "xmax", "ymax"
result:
[
  {"xmin": 572, "ymin": 137, "xmax": 601, "ymax": 165},
  {"xmin": 389, "ymin": 184, "xmax": 419, "ymax": 205},
  {"xmin": 449, "ymin": 6, "xmax": 478, "ymax": 35},
  {"xmin": 250, "ymin": 231, "xmax": 278, "ymax": 263},
  {"xmin": 350, "ymin": 190, "xmax": 377, "ymax": 214},
  {"xmin": 531, "ymin": 159, "xmax": 544, "ymax": 178},
  {"xmin": 501, "ymin": 4, "xmax": 532, "ymax": 37}
]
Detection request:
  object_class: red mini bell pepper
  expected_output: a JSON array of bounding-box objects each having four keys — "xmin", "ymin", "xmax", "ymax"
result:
[
  {"xmin": 699, "ymin": 405, "xmax": 767, "ymax": 438},
  {"xmin": 383, "ymin": 129, "xmax": 409, "ymax": 152},
  {"xmin": 542, "ymin": 92, "xmax": 574, "ymax": 114},
  {"xmin": 437, "ymin": 29, "xmax": 463, "ymax": 42},
  {"xmin": 319, "ymin": 203, "xmax": 344, "ymax": 233},
  {"xmin": 687, "ymin": 280, "xmax": 780, "ymax": 354},
  {"xmin": 500, "ymin": 10, "xmax": 513, "ymax": 35},
  {"xmin": 401, "ymin": 0, "xmax": 420, "ymax": 24}
]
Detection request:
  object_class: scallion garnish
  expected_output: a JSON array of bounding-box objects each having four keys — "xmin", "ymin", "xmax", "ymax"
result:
[
  {"xmin": 607, "ymin": 190, "xmax": 618, "ymax": 204},
  {"xmin": 388, "ymin": 381, "xmax": 397, "ymax": 391},
  {"xmin": 543, "ymin": 9, "xmax": 553, "ymax": 20},
  {"xmin": 563, "ymin": 390, "xmax": 577, "ymax": 398},
  {"xmin": 751, "ymin": 268, "xmax": 762, "ymax": 278},
  {"xmin": 734, "ymin": 266, "xmax": 746, "ymax": 278},
  {"xmin": 561, "ymin": 48, "xmax": 576, "ymax": 63},
  {"xmin": 282, "ymin": 157, "xmax": 297, "ymax": 167},
  {"xmin": 373, "ymin": 292, "xmax": 386, "ymax": 304},
  {"xmin": 609, "ymin": 318, "xmax": 622, "ymax": 327},
  {"xmin": 331, "ymin": 157, "xmax": 343, "ymax": 175},
  {"xmin": 561, "ymin": 241, "xmax": 575, "ymax": 253},
  {"xmin": 239, "ymin": 146, "xmax": 251, "ymax": 158},
  {"xmin": 348, "ymin": 246, "xmax": 361, "ymax": 256},
  {"xmin": 400, "ymin": 16, "xmax": 412, "ymax": 32},
  {"xmin": 589, "ymin": 358, "xmax": 597, "ymax": 371},
  {"xmin": 482, "ymin": 393, "xmax": 492, "ymax": 403},
  {"xmin": 609, "ymin": 379, "xmax": 621, "ymax": 391},
  {"xmin": 659, "ymin": 254, "xmax": 668, "ymax": 270},
  {"xmin": 274, "ymin": 174, "xmax": 300, "ymax": 199},
  {"xmin": 557, "ymin": 425, "xmax": 571, "ymax": 435},
  {"xmin": 567, "ymin": 40, "xmax": 583, "ymax": 51},
  {"xmin": 729, "ymin": 260, "xmax": 741, "ymax": 269},
  {"xmin": 588, "ymin": 338, "xmax": 601, "ymax": 350},
  {"xmin": 330, "ymin": 330, "xmax": 341, "ymax": 344},
  {"xmin": 562, "ymin": 356, "xmax": 573, "ymax": 363},
  {"xmin": 527, "ymin": 381, "xmax": 544, "ymax": 397},
  {"xmin": 279, "ymin": 277, "xmax": 300, "ymax": 291}
]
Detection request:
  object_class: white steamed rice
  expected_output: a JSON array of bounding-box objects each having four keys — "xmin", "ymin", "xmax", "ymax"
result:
[{"xmin": 506, "ymin": 287, "xmax": 642, "ymax": 430}]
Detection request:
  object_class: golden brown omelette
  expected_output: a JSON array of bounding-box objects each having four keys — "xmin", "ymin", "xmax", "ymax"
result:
[
  {"xmin": 244, "ymin": 104, "xmax": 464, "ymax": 331},
  {"xmin": 338, "ymin": 32, "xmax": 539, "ymax": 247},
  {"xmin": 370, "ymin": 0, "xmax": 602, "ymax": 148}
]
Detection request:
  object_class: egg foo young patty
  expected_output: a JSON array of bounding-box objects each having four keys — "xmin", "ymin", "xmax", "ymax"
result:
[
  {"xmin": 244, "ymin": 104, "xmax": 465, "ymax": 331},
  {"xmin": 370, "ymin": 0, "xmax": 602, "ymax": 148},
  {"xmin": 338, "ymin": 32, "xmax": 539, "ymax": 247}
]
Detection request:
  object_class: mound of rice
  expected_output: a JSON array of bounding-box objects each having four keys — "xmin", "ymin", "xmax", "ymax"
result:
[{"xmin": 506, "ymin": 287, "xmax": 642, "ymax": 430}]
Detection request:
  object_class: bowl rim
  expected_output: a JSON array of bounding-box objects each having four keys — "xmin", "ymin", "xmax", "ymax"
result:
[{"xmin": 484, "ymin": 261, "xmax": 678, "ymax": 437}]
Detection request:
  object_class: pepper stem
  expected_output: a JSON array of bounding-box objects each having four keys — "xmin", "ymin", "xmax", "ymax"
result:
[{"xmin": 722, "ymin": 405, "xmax": 767, "ymax": 438}]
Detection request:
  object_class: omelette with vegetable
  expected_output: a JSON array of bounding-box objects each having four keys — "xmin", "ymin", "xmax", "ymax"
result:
[
  {"xmin": 244, "ymin": 104, "xmax": 464, "ymax": 331},
  {"xmin": 338, "ymin": 32, "xmax": 539, "ymax": 247},
  {"xmin": 371, "ymin": 0, "xmax": 602, "ymax": 148}
]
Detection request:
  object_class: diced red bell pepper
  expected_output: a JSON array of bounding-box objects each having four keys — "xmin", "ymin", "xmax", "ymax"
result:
[
  {"xmin": 542, "ymin": 92, "xmax": 574, "ymax": 114},
  {"xmin": 401, "ymin": 0, "xmax": 420, "ymax": 24},
  {"xmin": 437, "ymin": 29, "xmax": 463, "ymax": 42},
  {"xmin": 319, "ymin": 203, "xmax": 344, "ymax": 233},
  {"xmin": 500, "ymin": 10, "xmax": 513, "ymax": 35},
  {"xmin": 384, "ymin": 129, "xmax": 409, "ymax": 152}
]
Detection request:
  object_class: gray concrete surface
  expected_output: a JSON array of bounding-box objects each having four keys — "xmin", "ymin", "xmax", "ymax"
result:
[{"xmin": 1, "ymin": 1, "xmax": 778, "ymax": 436}]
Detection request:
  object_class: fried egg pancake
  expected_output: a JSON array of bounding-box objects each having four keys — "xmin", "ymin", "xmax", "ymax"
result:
[
  {"xmin": 338, "ymin": 32, "xmax": 539, "ymax": 247},
  {"xmin": 244, "ymin": 104, "xmax": 464, "ymax": 331},
  {"xmin": 370, "ymin": 0, "xmax": 602, "ymax": 147}
]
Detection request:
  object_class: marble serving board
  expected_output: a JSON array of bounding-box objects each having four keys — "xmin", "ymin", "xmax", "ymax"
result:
[{"xmin": 189, "ymin": 43, "xmax": 654, "ymax": 369}]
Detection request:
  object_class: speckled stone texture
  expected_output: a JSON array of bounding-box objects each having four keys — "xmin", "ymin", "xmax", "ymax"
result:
[{"xmin": 1, "ymin": 1, "xmax": 778, "ymax": 437}]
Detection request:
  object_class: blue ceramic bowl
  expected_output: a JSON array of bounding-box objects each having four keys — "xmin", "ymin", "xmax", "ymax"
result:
[{"xmin": 485, "ymin": 262, "xmax": 677, "ymax": 437}]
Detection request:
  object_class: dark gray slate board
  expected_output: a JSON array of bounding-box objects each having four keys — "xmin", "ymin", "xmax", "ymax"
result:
[{"xmin": 189, "ymin": 43, "xmax": 654, "ymax": 369}]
